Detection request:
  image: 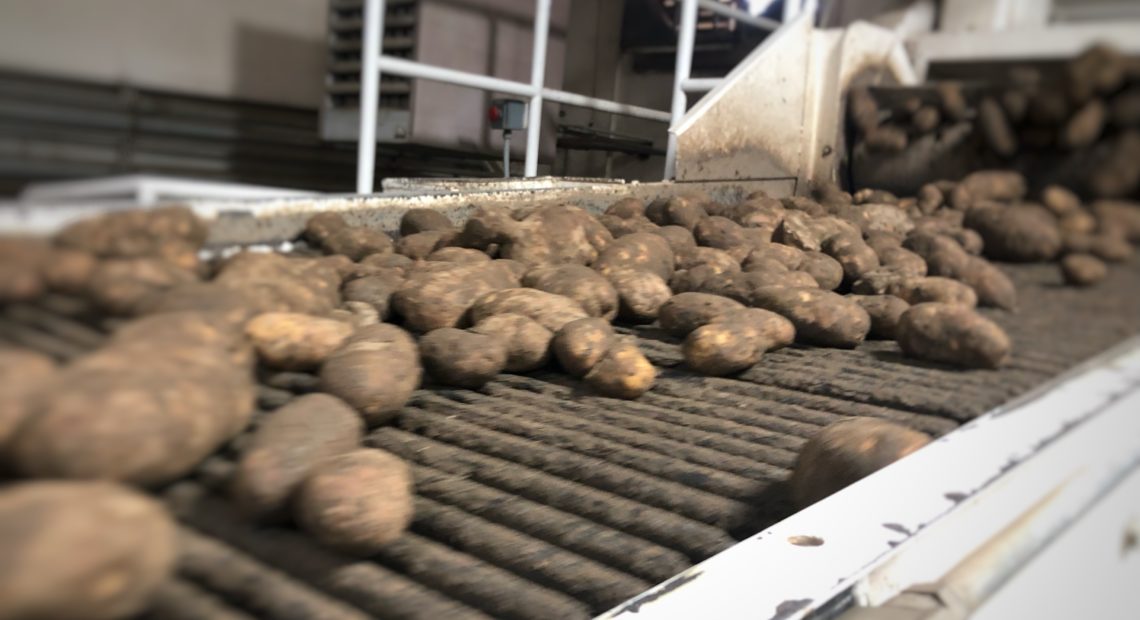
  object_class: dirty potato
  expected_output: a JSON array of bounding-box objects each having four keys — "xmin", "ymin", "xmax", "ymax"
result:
[
  {"xmin": 396, "ymin": 230, "xmax": 454, "ymax": 260},
  {"xmin": 605, "ymin": 268, "xmax": 673, "ymax": 323},
  {"xmin": 604, "ymin": 197, "xmax": 646, "ymax": 219},
  {"xmin": 471, "ymin": 313, "xmax": 553, "ymax": 372},
  {"xmin": 748, "ymin": 286, "xmax": 871, "ymax": 348},
  {"xmin": 789, "ymin": 418, "xmax": 931, "ymax": 508},
  {"xmin": 583, "ymin": 339, "xmax": 656, "ymax": 399},
  {"xmin": 798, "ymin": 251, "xmax": 844, "ymax": 290},
  {"xmin": 1060, "ymin": 253, "xmax": 1108, "ymax": 286},
  {"xmin": 0, "ymin": 480, "xmax": 177, "ymax": 620},
  {"xmin": 88, "ymin": 257, "xmax": 198, "ymax": 315},
  {"xmin": 959, "ymin": 257, "xmax": 1017, "ymax": 310},
  {"xmin": 592, "ymin": 232, "xmax": 675, "ymax": 281},
  {"xmin": 896, "ymin": 303, "xmax": 1011, "ymax": 369},
  {"xmin": 893, "ymin": 276, "xmax": 978, "ymax": 307},
  {"xmin": 294, "ymin": 449, "xmax": 413, "ymax": 554},
  {"xmin": 964, "ymin": 203, "xmax": 1062, "ymax": 262},
  {"xmin": 304, "ymin": 212, "xmax": 394, "ymax": 260},
  {"xmin": 245, "ymin": 312, "xmax": 353, "ymax": 370},
  {"xmin": 0, "ymin": 349, "xmax": 57, "ymax": 451},
  {"xmin": 821, "ymin": 232, "xmax": 881, "ymax": 282},
  {"xmin": 456, "ymin": 204, "xmax": 520, "ymax": 250},
  {"xmin": 231, "ymin": 393, "xmax": 363, "ymax": 520},
  {"xmin": 522, "ymin": 264, "xmax": 619, "ymax": 320},
  {"xmin": 418, "ymin": 328, "xmax": 508, "ymax": 388},
  {"xmin": 427, "ymin": 247, "xmax": 491, "ymax": 263},
  {"xmin": 319, "ymin": 324, "xmax": 421, "ymax": 426},
  {"xmin": 652, "ymin": 225, "xmax": 698, "ymax": 256},
  {"xmin": 343, "ymin": 273, "xmax": 403, "ymax": 320},
  {"xmin": 551, "ymin": 318, "xmax": 615, "ymax": 377},
  {"xmin": 658, "ymin": 292, "xmax": 745, "ymax": 338},
  {"xmin": 470, "ymin": 288, "xmax": 589, "ymax": 333},
  {"xmin": 392, "ymin": 261, "xmax": 519, "ymax": 331},
  {"xmin": 400, "ymin": 208, "xmax": 454, "ymax": 236},
  {"xmin": 683, "ymin": 308, "xmax": 795, "ymax": 376},
  {"xmin": 850, "ymin": 294, "xmax": 910, "ymax": 340},
  {"xmin": 500, "ymin": 205, "xmax": 612, "ymax": 267}
]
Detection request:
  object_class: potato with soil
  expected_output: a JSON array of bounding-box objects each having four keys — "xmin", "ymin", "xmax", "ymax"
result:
[
  {"xmin": 1091, "ymin": 200, "xmax": 1140, "ymax": 242},
  {"xmin": 1041, "ymin": 185, "xmax": 1081, "ymax": 217},
  {"xmin": 647, "ymin": 195, "xmax": 707, "ymax": 230},
  {"xmin": 396, "ymin": 230, "xmax": 453, "ymax": 260},
  {"xmin": 605, "ymin": 268, "xmax": 673, "ymax": 323},
  {"xmin": 599, "ymin": 214, "xmax": 657, "ymax": 238},
  {"xmin": 677, "ymin": 246, "xmax": 741, "ymax": 275},
  {"xmin": 951, "ymin": 170, "xmax": 1028, "ymax": 208},
  {"xmin": 877, "ymin": 246, "xmax": 928, "ymax": 279},
  {"xmin": 231, "ymin": 394, "xmax": 363, "ymax": 520},
  {"xmin": 39, "ymin": 247, "xmax": 97, "ymax": 295},
  {"xmin": 584, "ymin": 339, "xmax": 656, "ymax": 399},
  {"xmin": 501, "ymin": 205, "xmax": 612, "ymax": 267},
  {"xmin": 400, "ymin": 208, "xmax": 454, "ymax": 236},
  {"xmin": 419, "ymin": 327, "xmax": 509, "ymax": 388},
  {"xmin": 343, "ymin": 272, "xmax": 403, "ymax": 320},
  {"xmin": 850, "ymin": 295, "xmax": 910, "ymax": 340},
  {"xmin": 693, "ymin": 216, "xmax": 748, "ymax": 250},
  {"xmin": 893, "ymin": 276, "xmax": 978, "ymax": 308},
  {"xmin": 456, "ymin": 204, "xmax": 520, "ymax": 251},
  {"xmin": 551, "ymin": 318, "xmax": 615, "ymax": 377},
  {"xmin": 592, "ymin": 232, "xmax": 675, "ymax": 281},
  {"xmin": 1060, "ymin": 253, "xmax": 1108, "ymax": 286},
  {"xmin": 745, "ymin": 243, "xmax": 805, "ymax": 270},
  {"xmin": 55, "ymin": 205, "xmax": 207, "ymax": 259},
  {"xmin": 214, "ymin": 252, "xmax": 342, "ymax": 316},
  {"xmin": 470, "ymin": 287, "xmax": 589, "ymax": 334},
  {"xmin": 653, "ymin": 225, "xmax": 698, "ymax": 255},
  {"xmin": 0, "ymin": 349, "xmax": 57, "ymax": 451},
  {"xmin": 707, "ymin": 269, "xmax": 819, "ymax": 303},
  {"xmin": 392, "ymin": 261, "xmax": 519, "ymax": 331},
  {"xmin": 658, "ymin": 292, "xmax": 745, "ymax": 338},
  {"xmin": 903, "ymin": 232, "xmax": 968, "ymax": 278},
  {"xmin": 88, "ymin": 257, "xmax": 198, "ymax": 315},
  {"xmin": 896, "ymin": 303, "xmax": 1011, "ymax": 369},
  {"xmin": 295, "ymin": 448, "xmax": 413, "ymax": 554},
  {"xmin": 319, "ymin": 324, "xmax": 421, "ymax": 426},
  {"xmin": 959, "ymin": 257, "xmax": 1017, "ymax": 310},
  {"xmin": 426, "ymin": 247, "xmax": 491, "ymax": 263},
  {"xmin": 748, "ymin": 286, "xmax": 870, "ymax": 348},
  {"xmin": 822, "ymin": 232, "xmax": 881, "ymax": 282},
  {"xmin": 605, "ymin": 197, "xmax": 645, "ymax": 219},
  {"xmin": 304, "ymin": 212, "xmax": 394, "ymax": 260},
  {"xmin": 789, "ymin": 418, "xmax": 931, "ymax": 508},
  {"xmin": 963, "ymin": 203, "xmax": 1062, "ymax": 262},
  {"xmin": 798, "ymin": 251, "xmax": 844, "ymax": 290},
  {"xmin": 0, "ymin": 481, "xmax": 177, "ymax": 620},
  {"xmin": 522, "ymin": 264, "xmax": 619, "ymax": 320},
  {"xmin": 471, "ymin": 313, "xmax": 552, "ymax": 373},
  {"xmin": 245, "ymin": 312, "xmax": 353, "ymax": 370},
  {"xmin": 683, "ymin": 308, "xmax": 795, "ymax": 376}
]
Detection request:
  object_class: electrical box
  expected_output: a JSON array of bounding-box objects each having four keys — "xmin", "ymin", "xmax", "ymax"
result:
[{"xmin": 489, "ymin": 99, "xmax": 527, "ymax": 131}]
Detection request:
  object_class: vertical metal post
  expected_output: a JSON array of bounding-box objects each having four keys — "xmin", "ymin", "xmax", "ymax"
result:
[
  {"xmin": 356, "ymin": 0, "xmax": 385, "ymax": 194},
  {"xmin": 503, "ymin": 130, "xmax": 512, "ymax": 177},
  {"xmin": 664, "ymin": 0, "xmax": 698, "ymax": 180},
  {"xmin": 782, "ymin": 0, "xmax": 801, "ymax": 23},
  {"xmin": 525, "ymin": 0, "xmax": 551, "ymax": 177}
]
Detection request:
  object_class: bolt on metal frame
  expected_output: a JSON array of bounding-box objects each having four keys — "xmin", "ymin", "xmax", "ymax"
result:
[{"xmin": 355, "ymin": 0, "xmax": 789, "ymax": 193}]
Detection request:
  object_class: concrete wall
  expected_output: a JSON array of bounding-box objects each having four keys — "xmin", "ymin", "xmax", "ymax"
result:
[{"xmin": 0, "ymin": 0, "xmax": 328, "ymax": 108}]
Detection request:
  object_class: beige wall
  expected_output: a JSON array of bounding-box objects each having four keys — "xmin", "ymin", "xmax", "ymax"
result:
[{"xmin": 0, "ymin": 0, "xmax": 328, "ymax": 108}]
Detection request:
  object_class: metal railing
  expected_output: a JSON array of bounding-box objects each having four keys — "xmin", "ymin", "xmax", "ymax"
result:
[{"xmin": 354, "ymin": 0, "xmax": 792, "ymax": 193}]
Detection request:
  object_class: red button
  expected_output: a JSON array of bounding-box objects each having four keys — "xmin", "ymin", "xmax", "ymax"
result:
[{"xmin": 488, "ymin": 106, "xmax": 501, "ymax": 122}]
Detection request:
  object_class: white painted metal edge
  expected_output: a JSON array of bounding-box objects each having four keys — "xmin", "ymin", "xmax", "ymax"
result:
[{"xmin": 599, "ymin": 335, "xmax": 1140, "ymax": 620}]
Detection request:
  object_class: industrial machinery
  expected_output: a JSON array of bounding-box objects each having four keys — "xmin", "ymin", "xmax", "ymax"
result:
[{"xmin": 2, "ymin": 2, "xmax": 1140, "ymax": 620}]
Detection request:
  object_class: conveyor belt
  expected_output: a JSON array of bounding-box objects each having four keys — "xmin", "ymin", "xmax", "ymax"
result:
[{"xmin": 3, "ymin": 257, "xmax": 1140, "ymax": 620}]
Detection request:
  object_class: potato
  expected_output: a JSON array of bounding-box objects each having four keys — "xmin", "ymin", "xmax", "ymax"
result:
[
  {"xmin": 0, "ymin": 350, "xmax": 56, "ymax": 451},
  {"xmin": 392, "ymin": 261, "xmax": 519, "ymax": 331},
  {"xmin": 551, "ymin": 318, "xmax": 614, "ymax": 377},
  {"xmin": 811, "ymin": 182, "xmax": 852, "ymax": 211},
  {"xmin": 592, "ymin": 232, "xmax": 674, "ymax": 281},
  {"xmin": 789, "ymin": 418, "xmax": 931, "ymax": 508},
  {"xmin": 912, "ymin": 105, "xmax": 941, "ymax": 132},
  {"xmin": 853, "ymin": 188, "xmax": 898, "ymax": 205},
  {"xmin": 400, "ymin": 208, "xmax": 454, "ymax": 236},
  {"xmin": 1091, "ymin": 200, "xmax": 1140, "ymax": 242},
  {"xmin": 606, "ymin": 268, "xmax": 672, "ymax": 323},
  {"xmin": 956, "ymin": 170, "xmax": 1028, "ymax": 206},
  {"xmin": 864, "ymin": 125, "xmax": 908, "ymax": 152},
  {"xmin": 40, "ymin": 247, "xmax": 97, "ymax": 295},
  {"xmin": 339, "ymin": 301, "xmax": 380, "ymax": 328},
  {"xmin": 55, "ymin": 205, "xmax": 207, "ymax": 259},
  {"xmin": 936, "ymin": 81, "xmax": 969, "ymax": 121},
  {"xmin": 774, "ymin": 211, "xmax": 829, "ymax": 251},
  {"xmin": 903, "ymin": 232, "xmax": 968, "ymax": 278},
  {"xmin": 893, "ymin": 276, "xmax": 978, "ymax": 308},
  {"xmin": 849, "ymin": 86, "xmax": 881, "ymax": 133},
  {"xmin": 343, "ymin": 273, "xmax": 402, "ymax": 320},
  {"xmin": 396, "ymin": 230, "xmax": 453, "ymax": 260},
  {"xmin": 231, "ymin": 394, "xmax": 363, "ymax": 520},
  {"xmin": 215, "ymin": 253, "xmax": 341, "ymax": 316},
  {"xmin": 647, "ymin": 196, "xmax": 707, "ymax": 230},
  {"xmin": 88, "ymin": 257, "xmax": 198, "ymax": 315},
  {"xmin": 916, "ymin": 183, "xmax": 944, "ymax": 214},
  {"xmin": 599, "ymin": 214, "xmax": 657, "ymax": 238},
  {"xmin": 583, "ymin": 339, "xmax": 656, "ymax": 399},
  {"xmin": 978, "ymin": 97, "xmax": 1018, "ymax": 157},
  {"xmin": 960, "ymin": 257, "xmax": 1017, "ymax": 310},
  {"xmin": 706, "ymin": 269, "xmax": 818, "ymax": 303},
  {"xmin": 1061, "ymin": 98, "xmax": 1107, "ymax": 149},
  {"xmin": 897, "ymin": 303, "xmax": 1011, "ymax": 369},
  {"xmin": 682, "ymin": 308, "xmax": 794, "ymax": 376},
  {"xmin": 799, "ymin": 251, "xmax": 844, "ymax": 290},
  {"xmin": 304, "ymin": 213, "xmax": 394, "ymax": 260},
  {"xmin": 455, "ymin": 205, "xmax": 519, "ymax": 251},
  {"xmin": 1060, "ymin": 253, "xmax": 1107, "ymax": 286},
  {"xmin": 1089, "ymin": 234, "xmax": 1134, "ymax": 263},
  {"xmin": 845, "ymin": 203, "xmax": 914, "ymax": 237},
  {"xmin": 669, "ymin": 264, "xmax": 723, "ymax": 294},
  {"xmin": 501, "ymin": 205, "xmax": 612, "ymax": 267},
  {"xmin": 470, "ymin": 288, "xmax": 590, "ymax": 333},
  {"xmin": 361, "ymin": 252, "xmax": 414, "ymax": 272},
  {"xmin": 294, "ymin": 449, "xmax": 413, "ymax": 553},
  {"xmin": 964, "ymin": 203, "xmax": 1062, "ymax": 262},
  {"xmin": 0, "ymin": 261, "xmax": 45, "ymax": 304},
  {"xmin": 1059, "ymin": 210, "xmax": 1098, "ymax": 236},
  {"xmin": 653, "ymin": 225, "xmax": 698, "ymax": 255},
  {"xmin": 953, "ymin": 228, "xmax": 985, "ymax": 255},
  {"xmin": 864, "ymin": 231, "xmax": 903, "ymax": 255},
  {"xmin": 522, "ymin": 264, "xmax": 619, "ymax": 320},
  {"xmin": 822, "ymin": 232, "xmax": 880, "ymax": 282},
  {"xmin": 319, "ymin": 324, "xmax": 421, "ymax": 426},
  {"xmin": 877, "ymin": 246, "xmax": 928, "ymax": 279},
  {"xmin": 0, "ymin": 481, "xmax": 177, "ymax": 620},
  {"xmin": 427, "ymin": 247, "xmax": 490, "ymax": 263},
  {"xmin": 471, "ymin": 313, "xmax": 552, "ymax": 373},
  {"xmin": 850, "ymin": 294, "xmax": 909, "ymax": 340},
  {"xmin": 1041, "ymin": 185, "xmax": 1081, "ymax": 217},
  {"xmin": 108, "ymin": 311, "xmax": 254, "ymax": 370},
  {"xmin": 245, "ymin": 312, "xmax": 353, "ymax": 370},
  {"xmin": 677, "ymin": 246, "xmax": 740, "ymax": 275},
  {"xmin": 658, "ymin": 292, "xmax": 745, "ymax": 338},
  {"xmin": 693, "ymin": 216, "xmax": 747, "ymax": 251},
  {"xmin": 605, "ymin": 197, "xmax": 645, "ymax": 219},
  {"xmin": 419, "ymin": 327, "xmax": 509, "ymax": 388},
  {"xmin": 748, "ymin": 287, "xmax": 871, "ymax": 348},
  {"xmin": 1089, "ymin": 132, "xmax": 1140, "ymax": 198},
  {"xmin": 745, "ymin": 243, "xmax": 805, "ymax": 270},
  {"xmin": 726, "ymin": 196, "xmax": 786, "ymax": 229}
]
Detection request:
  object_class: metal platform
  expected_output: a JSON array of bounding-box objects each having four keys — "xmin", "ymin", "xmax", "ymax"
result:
[{"xmin": 2, "ymin": 254, "xmax": 1139, "ymax": 619}]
